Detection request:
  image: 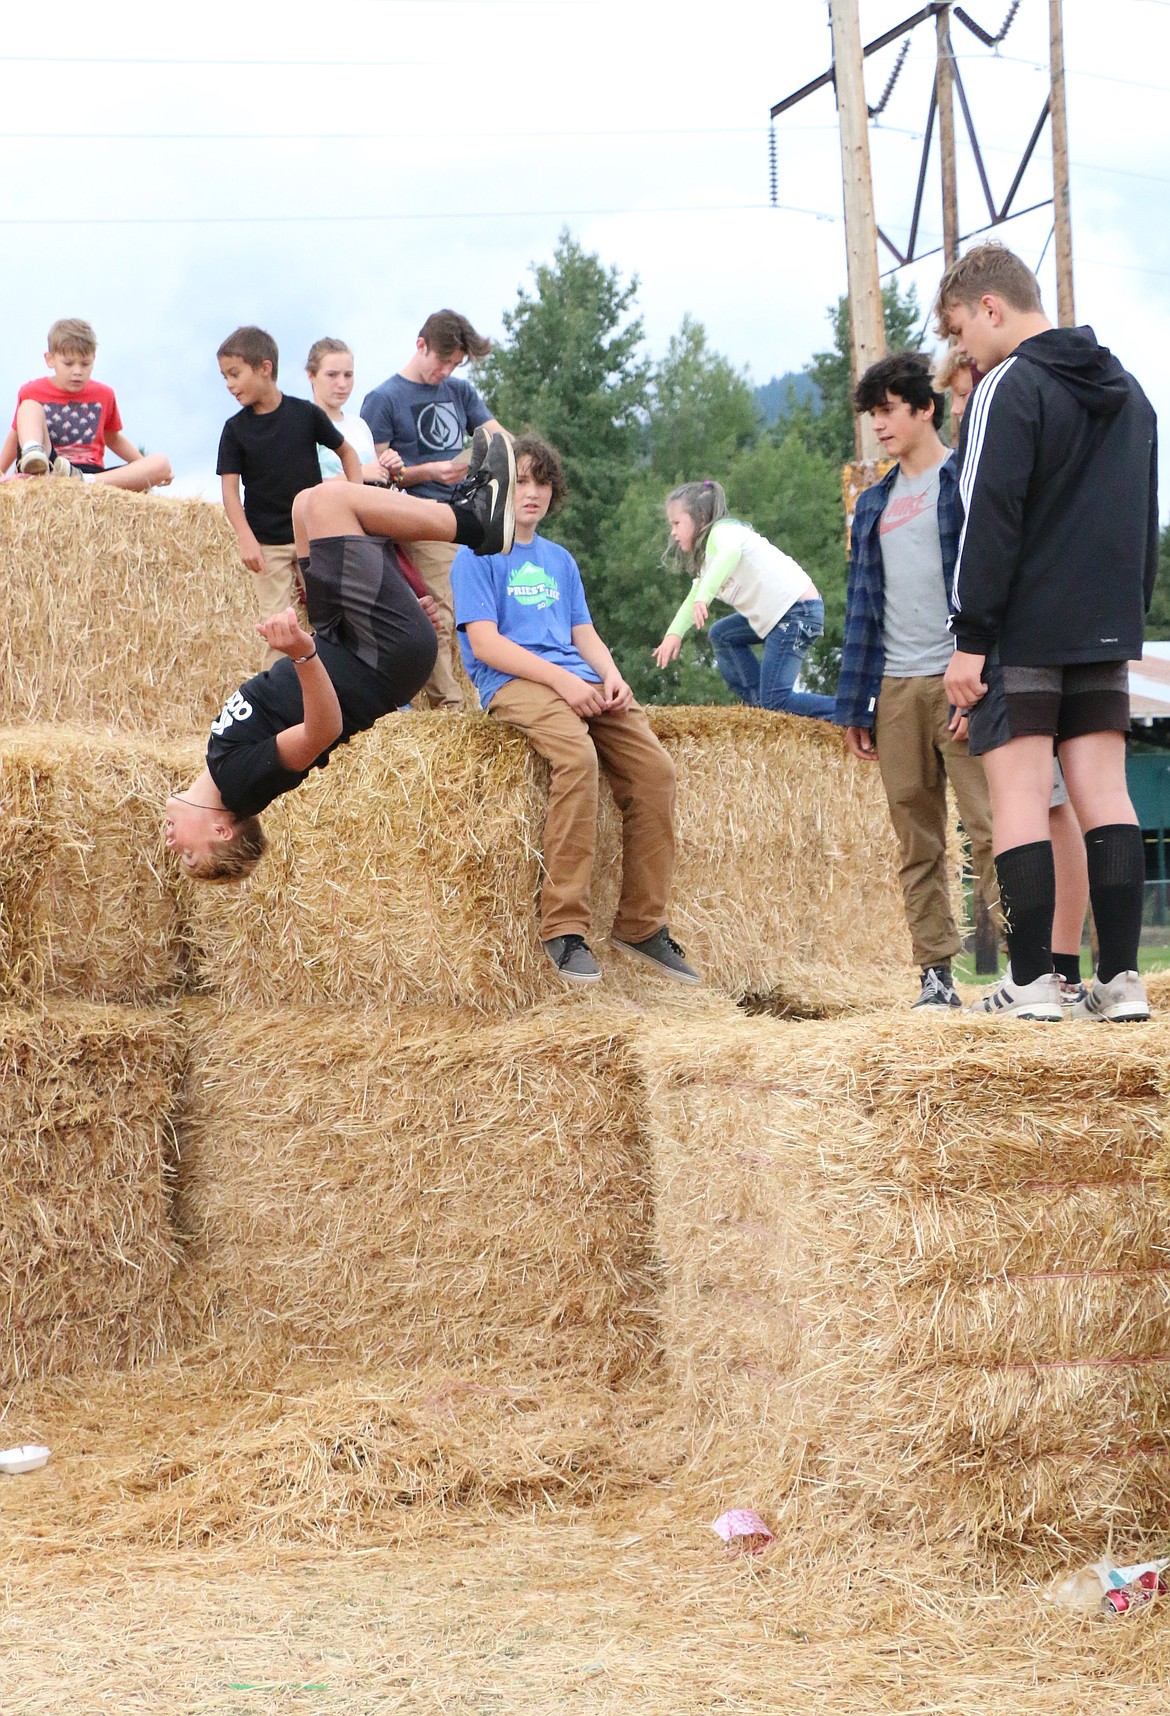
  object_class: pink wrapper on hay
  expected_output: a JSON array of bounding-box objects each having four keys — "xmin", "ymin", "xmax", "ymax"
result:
[{"xmin": 712, "ymin": 1509, "xmax": 775, "ymax": 1554}]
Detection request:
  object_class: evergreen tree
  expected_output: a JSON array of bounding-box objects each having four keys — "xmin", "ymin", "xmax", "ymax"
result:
[
  {"xmin": 791, "ymin": 281, "xmax": 925, "ymax": 465},
  {"xmin": 648, "ymin": 316, "xmax": 758, "ymax": 484},
  {"xmin": 475, "ymin": 231, "xmax": 650, "ymax": 568}
]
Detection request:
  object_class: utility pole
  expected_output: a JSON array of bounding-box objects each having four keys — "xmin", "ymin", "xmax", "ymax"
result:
[
  {"xmin": 829, "ymin": 0, "xmax": 886, "ymax": 459},
  {"xmin": 936, "ymin": 3, "xmax": 958, "ymax": 267},
  {"xmin": 1049, "ymin": 0, "xmax": 1075, "ymax": 323}
]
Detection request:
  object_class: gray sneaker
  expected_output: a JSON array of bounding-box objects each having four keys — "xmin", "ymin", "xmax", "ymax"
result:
[
  {"xmin": 966, "ymin": 965, "xmax": 1062, "ymax": 1021},
  {"xmin": 611, "ymin": 927, "xmax": 701, "ymax": 985},
  {"xmin": 51, "ymin": 455, "xmax": 75, "ymax": 478},
  {"xmin": 18, "ymin": 442, "xmax": 50, "ymax": 476},
  {"xmin": 1069, "ymin": 970, "xmax": 1150, "ymax": 1023},
  {"xmin": 912, "ymin": 965, "xmax": 962, "ymax": 1009},
  {"xmin": 543, "ymin": 934, "xmax": 601, "ymax": 985}
]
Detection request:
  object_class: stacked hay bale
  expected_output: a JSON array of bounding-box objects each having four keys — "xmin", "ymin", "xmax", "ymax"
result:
[{"xmin": 641, "ymin": 1006, "xmax": 1170, "ymax": 1551}]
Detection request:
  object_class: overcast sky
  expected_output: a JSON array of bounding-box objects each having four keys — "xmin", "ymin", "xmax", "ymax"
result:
[{"xmin": 3, "ymin": 0, "xmax": 1167, "ymax": 503}]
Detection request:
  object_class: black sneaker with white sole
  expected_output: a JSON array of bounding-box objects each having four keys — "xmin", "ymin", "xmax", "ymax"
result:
[
  {"xmin": 544, "ymin": 934, "xmax": 602, "ymax": 984},
  {"xmin": 452, "ymin": 431, "xmax": 515, "ymax": 556},
  {"xmin": 912, "ymin": 965, "xmax": 962, "ymax": 1009},
  {"xmin": 611, "ymin": 927, "xmax": 701, "ymax": 985}
]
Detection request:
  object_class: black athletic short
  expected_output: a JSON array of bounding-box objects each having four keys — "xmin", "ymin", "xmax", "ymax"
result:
[
  {"xmin": 305, "ymin": 533, "xmax": 437, "ymax": 705},
  {"xmin": 966, "ymin": 653, "xmax": 1130, "ymax": 756}
]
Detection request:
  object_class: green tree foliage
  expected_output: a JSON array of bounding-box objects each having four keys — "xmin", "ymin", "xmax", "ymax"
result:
[
  {"xmin": 792, "ymin": 282, "xmax": 925, "ymax": 465},
  {"xmin": 647, "ymin": 315, "xmax": 759, "ymax": 484},
  {"xmin": 475, "ymin": 230, "xmax": 650, "ymax": 568},
  {"xmin": 1145, "ymin": 522, "xmax": 1170, "ymax": 637}
]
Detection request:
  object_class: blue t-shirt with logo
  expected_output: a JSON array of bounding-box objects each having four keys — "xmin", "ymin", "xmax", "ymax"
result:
[
  {"xmin": 359, "ymin": 373, "xmax": 492, "ymax": 501},
  {"xmin": 451, "ymin": 535, "xmax": 602, "ymax": 710}
]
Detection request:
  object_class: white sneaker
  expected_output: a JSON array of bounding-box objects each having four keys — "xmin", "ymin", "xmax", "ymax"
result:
[
  {"xmin": 1069, "ymin": 970, "xmax": 1150, "ymax": 1023},
  {"xmin": 18, "ymin": 442, "xmax": 50, "ymax": 476},
  {"xmin": 966, "ymin": 966, "xmax": 1062, "ymax": 1021}
]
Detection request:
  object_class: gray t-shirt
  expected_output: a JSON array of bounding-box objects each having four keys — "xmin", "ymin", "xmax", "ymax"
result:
[{"xmin": 879, "ymin": 456, "xmax": 954, "ymax": 677}]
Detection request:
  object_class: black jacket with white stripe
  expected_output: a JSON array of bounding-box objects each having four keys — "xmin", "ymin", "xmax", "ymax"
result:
[{"xmin": 951, "ymin": 326, "xmax": 1158, "ymax": 664}]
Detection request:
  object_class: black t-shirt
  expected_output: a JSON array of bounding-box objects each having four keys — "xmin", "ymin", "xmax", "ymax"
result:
[
  {"xmin": 216, "ymin": 395, "xmax": 344, "ymax": 543},
  {"xmin": 206, "ymin": 645, "xmax": 388, "ymax": 818}
]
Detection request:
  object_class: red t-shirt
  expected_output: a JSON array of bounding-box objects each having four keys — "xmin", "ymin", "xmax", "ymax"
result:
[{"xmin": 13, "ymin": 377, "xmax": 122, "ymax": 469}]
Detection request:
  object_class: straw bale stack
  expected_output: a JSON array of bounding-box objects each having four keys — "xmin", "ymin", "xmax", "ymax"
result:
[
  {"xmin": 172, "ymin": 1000, "xmax": 661, "ymax": 1385},
  {"xmin": 640, "ymin": 1005, "xmax": 1170, "ymax": 1550},
  {"xmin": 0, "ymin": 1003, "xmax": 183, "ymax": 1387},
  {"xmin": 0, "ymin": 482, "xmax": 252, "ymax": 734},
  {"xmin": 0, "ymin": 725, "xmax": 199, "ymax": 1006}
]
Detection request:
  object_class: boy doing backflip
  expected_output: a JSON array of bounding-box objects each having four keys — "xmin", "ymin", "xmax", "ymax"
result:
[
  {"xmin": 451, "ymin": 435, "xmax": 698, "ymax": 987},
  {"xmin": 164, "ymin": 435, "xmax": 516, "ymax": 882},
  {"xmin": 939, "ymin": 244, "xmax": 1158, "ymax": 1022},
  {"xmin": 2, "ymin": 318, "xmax": 172, "ymax": 491}
]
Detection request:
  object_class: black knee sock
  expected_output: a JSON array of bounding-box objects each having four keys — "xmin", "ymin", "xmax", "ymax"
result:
[
  {"xmin": 995, "ymin": 841, "xmax": 1055, "ymax": 986},
  {"xmin": 1084, "ymin": 823, "xmax": 1145, "ymax": 983},
  {"xmin": 1052, "ymin": 950, "xmax": 1082, "ymax": 985},
  {"xmin": 449, "ymin": 505, "xmax": 484, "ymax": 550}
]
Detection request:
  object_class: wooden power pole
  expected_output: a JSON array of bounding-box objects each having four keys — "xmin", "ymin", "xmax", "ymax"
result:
[
  {"xmin": 1049, "ymin": 0, "xmax": 1075, "ymax": 324},
  {"xmin": 936, "ymin": 2, "xmax": 959, "ymax": 267},
  {"xmin": 830, "ymin": 0, "xmax": 886, "ymax": 459}
]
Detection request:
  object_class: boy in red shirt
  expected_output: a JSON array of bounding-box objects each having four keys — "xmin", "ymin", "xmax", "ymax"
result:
[{"xmin": 1, "ymin": 318, "xmax": 172, "ymax": 492}]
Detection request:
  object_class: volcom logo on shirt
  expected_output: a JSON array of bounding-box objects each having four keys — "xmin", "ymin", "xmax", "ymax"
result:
[
  {"xmin": 210, "ymin": 689, "xmax": 253, "ymax": 736},
  {"xmin": 507, "ymin": 562, "xmax": 560, "ymax": 609},
  {"xmin": 415, "ymin": 401, "xmax": 461, "ymax": 454}
]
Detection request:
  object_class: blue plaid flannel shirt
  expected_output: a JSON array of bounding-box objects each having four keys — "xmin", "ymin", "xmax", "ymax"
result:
[{"xmin": 833, "ymin": 453, "xmax": 960, "ymax": 730}]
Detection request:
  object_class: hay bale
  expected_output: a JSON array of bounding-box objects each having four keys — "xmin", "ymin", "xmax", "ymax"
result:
[
  {"xmin": 0, "ymin": 482, "xmax": 253, "ymax": 734},
  {"xmin": 0, "ymin": 709, "xmax": 910, "ymax": 1016},
  {"xmin": 0, "ymin": 1003, "xmax": 183, "ymax": 1386},
  {"xmin": 171, "ymin": 1000, "xmax": 661, "ymax": 1386},
  {"xmin": 640, "ymin": 1005, "xmax": 1170, "ymax": 1550},
  {"xmin": 0, "ymin": 726, "xmax": 198, "ymax": 1006}
]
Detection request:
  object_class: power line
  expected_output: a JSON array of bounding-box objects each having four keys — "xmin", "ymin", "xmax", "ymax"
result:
[
  {"xmin": 0, "ymin": 53, "xmax": 436, "ymax": 67},
  {"xmin": 0, "ymin": 199, "xmax": 840, "ymax": 228},
  {"xmin": 955, "ymin": 51, "xmax": 1170, "ymax": 95}
]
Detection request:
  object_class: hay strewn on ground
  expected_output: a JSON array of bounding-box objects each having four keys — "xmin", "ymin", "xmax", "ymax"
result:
[
  {"xmin": 0, "ymin": 1004, "xmax": 183, "ymax": 1388},
  {"xmin": 0, "ymin": 711, "xmax": 911, "ymax": 1016},
  {"xmin": 639, "ymin": 1005, "xmax": 1170, "ymax": 1551},
  {"xmin": 172, "ymin": 1000, "xmax": 661, "ymax": 1385},
  {"xmin": 0, "ymin": 483, "xmax": 253, "ymax": 734}
]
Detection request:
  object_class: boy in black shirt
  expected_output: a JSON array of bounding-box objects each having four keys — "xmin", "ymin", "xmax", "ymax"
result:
[
  {"xmin": 217, "ymin": 325, "xmax": 361, "ymax": 668},
  {"xmin": 164, "ymin": 433, "xmax": 516, "ymax": 882}
]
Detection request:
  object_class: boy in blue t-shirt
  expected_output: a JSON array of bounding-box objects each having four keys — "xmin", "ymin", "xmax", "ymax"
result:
[{"xmin": 451, "ymin": 434, "xmax": 699, "ymax": 988}]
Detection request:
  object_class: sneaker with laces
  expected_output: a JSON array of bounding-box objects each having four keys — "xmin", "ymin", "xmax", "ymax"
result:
[
  {"xmin": 452, "ymin": 430, "xmax": 515, "ymax": 556},
  {"xmin": 18, "ymin": 443, "xmax": 50, "ymax": 476},
  {"xmin": 465, "ymin": 423, "xmax": 513, "ymax": 480},
  {"xmin": 912, "ymin": 965, "xmax": 962, "ymax": 1009},
  {"xmin": 1069, "ymin": 970, "xmax": 1150, "ymax": 1023},
  {"xmin": 543, "ymin": 934, "xmax": 601, "ymax": 984},
  {"xmin": 51, "ymin": 455, "xmax": 75, "ymax": 477},
  {"xmin": 966, "ymin": 965, "xmax": 1062, "ymax": 1021},
  {"xmin": 1059, "ymin": 976, "xmax": 1087, "ymax": 1008},
  {"xmin": 611, "ymin": 927, "xmax": 701, "ymax": 985}
]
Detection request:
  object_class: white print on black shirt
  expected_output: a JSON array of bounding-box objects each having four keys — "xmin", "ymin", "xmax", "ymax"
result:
[{"xmin": 210, "ymin": 690, "xmax": 254, "ymax": 736}]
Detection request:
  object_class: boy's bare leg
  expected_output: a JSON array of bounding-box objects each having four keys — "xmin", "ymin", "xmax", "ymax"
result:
[
  {"xmin": 293, "ymin": 482, "xmax": 457, "ymax": 556},
  {"xmin": 1058, "ymin": 731, "xmax": 1139, "ymax": 831},
  {"xmin": 95, "ymin": 453, "xmax": 173, "ymax": 492},
  {"xmin": 15, "ymin": 401, "xmax": 51, "ymax": 457},
  {"xmin": 980, "ymin": 735, "xmax": 1055, "ymax": 855},
  {"xmin": 1050, "ymin": 797, "xmax": 1089, "ymax": 957}
]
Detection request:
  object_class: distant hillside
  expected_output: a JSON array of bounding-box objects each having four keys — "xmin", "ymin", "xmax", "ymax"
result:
[{"xmin": 754, "ymin": 371, "xmax": 821, "ymax": 427}]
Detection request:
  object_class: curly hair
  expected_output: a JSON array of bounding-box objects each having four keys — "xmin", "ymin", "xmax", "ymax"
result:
[
  {"xmin": 852, "ymin": 351, "xmax": 944, "ymax": 430},
  {"xmin": 512, "ymin": 434, "xmax": 568, "ymax": 511},
  {"xmin": 187, "ymin": 816, "xmax": 268, "ymax": 884}
]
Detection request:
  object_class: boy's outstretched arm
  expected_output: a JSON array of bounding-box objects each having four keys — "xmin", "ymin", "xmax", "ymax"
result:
[
  {"xmin": 259, "ymin": 607, "xmax": 344, "ymax": 770},
  {"xmin": 0, "ymin": 428, "xmax": 18, "ymax": 474},
  {"xmin": 339, "ymin": 441, "xmax": 362, "ymax": 484},
  {"xmin": 221, "ymin": 474, "xmax": 266, "ymax": 573},
  {"xmin": 464, "ymin": 620, "xmax": 608, "ymax": 717}
]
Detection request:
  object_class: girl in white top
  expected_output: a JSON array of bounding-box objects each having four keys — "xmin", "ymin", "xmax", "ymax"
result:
[
  {"xmin": 652, "ymin": 479, "xmax": 836, "ymax": 719},
  {"xmin": 306, "ymin": 338, "xmax": 403, "ymax": 485}
]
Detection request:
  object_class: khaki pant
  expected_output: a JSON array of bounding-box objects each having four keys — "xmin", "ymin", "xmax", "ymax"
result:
[
  {"xmin": 405, "ymin": 538, "xmax": 465, "ymax": 710},
  {"xmin": 874, "ymin": 673, "xmax": 998, "ymax": 969},
  {"xmin": 254, "ymin": 542, "xmax": 311, "ymax": 671},
  {"xmin": 488, "ymin": 679, "xmax": 677, "ymax": 943}
]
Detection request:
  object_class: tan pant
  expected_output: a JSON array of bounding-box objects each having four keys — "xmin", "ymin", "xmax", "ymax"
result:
[
  {"xmin": 488, "ymin": 679, "xmax": 677, "ymax": 943},
  {"xmin": 254, "ymin": 542, "xmax": 310, "ymax": 671},
  {"xmin": 874, "ymin": 673, "xmax": 998, "ymax": 969},
  {"xmin": 405, "ymin": 538, "xmax": 465, "ymax": 710}
]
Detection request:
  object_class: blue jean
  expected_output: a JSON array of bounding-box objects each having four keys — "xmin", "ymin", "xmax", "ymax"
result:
[{"xmin": 709, "ymin": 599, "xmax": 836, "ymax": 720}]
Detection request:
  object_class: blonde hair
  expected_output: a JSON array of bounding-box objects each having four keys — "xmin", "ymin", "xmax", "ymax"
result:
[
  {"xmin": 306, "ymin": 336, "xmax": 351, "ymax": 375},
  {"xmin": 933, "ymin": 345, "xmax": 974, "ymax": 392},
  {"xmin": 933, "ymin": 242, "xmax": 1043, "ymax": 336},
  {"xmin": 665, "ymin": 480, "xmax": 729, "ymax": 576},
  {"xmin": 187, "ymin": 816, "xmax": 268, "ymax": 883},
  {"xmin": 48, "ymin": 317, "xmax": 96, "ymax": 357}
]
